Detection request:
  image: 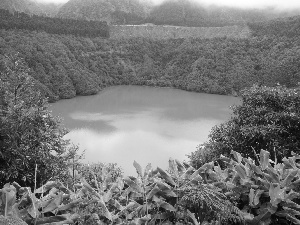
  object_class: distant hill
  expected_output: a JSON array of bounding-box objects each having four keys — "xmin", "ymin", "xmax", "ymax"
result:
[
  {"xmin": 0, "ymin": 0, "xmax": 42, "ymax": 14},
  {"xmin": 0, "ymin": 8, "xmax": 109, "ymax": 38},
  {"xmin": 248, "ymin": 15, "xmax": 300, "ymax": 38},
  {"xmin": 57, "ymin": 0, "xmax": 152, "ymax": 24},
  {"xmin": 146, "ymin": 0, "xmax": 300, "ymax": 27},
  {"xmin": 0, "ymin": 0, "xmax": 62, "ymax": 16},
  {"xmin": 56, "ymin": 0, "xmax": 300, "ymax": 26}
]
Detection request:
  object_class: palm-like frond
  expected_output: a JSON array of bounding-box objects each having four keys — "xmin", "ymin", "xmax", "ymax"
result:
[{"xmin": 179, "ymin": 184, "xmax": 244, "ymax": 224}]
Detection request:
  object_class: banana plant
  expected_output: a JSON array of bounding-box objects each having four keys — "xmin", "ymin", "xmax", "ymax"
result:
[
  {"xmin": 0, "ymin": 181, "xmax": 81, "ymax": 225},
  {"xmin": 213, "ymin": 149, "xmax": 300, "ymax": 225},
  {"xmin": 119, "ymin": 161, "xmax": 177, "ymax": 224}
]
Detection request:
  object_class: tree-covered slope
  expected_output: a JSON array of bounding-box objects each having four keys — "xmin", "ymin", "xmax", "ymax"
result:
[
  {"xmin": 0, "ymin": 9, "xmax": 109, "ymax": 38},
  {"xmin": 249, "ymin": 15, "xmax": 300, "ymax": 38},
  {"xmin": 56, "ymin": 0, "xmax": 300, "ymax": 26},
  {"xmin": 1, "ymin": 29, "xmax": 300, "ymax": 101},
  {"xmin": 57, "ymin": 0, "xmax": 151, "ymax": 24},
  {"xmin": 0, "ymin": 0, "xmax": 41, "ymax": 14},
  {"xmin": 0, "ymin": 0, "xmax": 62, "ymax": 16}
]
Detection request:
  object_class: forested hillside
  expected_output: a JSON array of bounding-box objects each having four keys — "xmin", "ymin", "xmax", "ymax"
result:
[
  {"xmin": 146, "ymin": 1, "xmax": 298, "ymax": 27},
  {"xmin": 109, "ymin": 24, "xmax": 250, "ymax": 39},
  {"xmin": 55, "ymin": 0, "xmax": 300, "ymax": 26},
  {"xmin": 0, "ymin": 0, "xmax": 62, "ymax": 16},
  {"xmin": 1, "ymin": 28, "xmax": 300, "ymax": 101},
  {"xmin": 249, "ymin": 15, "xmax": 300, "ymax": 38},
  {"xmin": 0, "ymin": 0, "xmax": 43, "ymax": 14},
  {"xmin": 0, "ymin": 9, "xmax": 109, "ymax": 38},
  {"xmin": 57, "ymin": 0, "xmax": 152, "ymax": 24}
]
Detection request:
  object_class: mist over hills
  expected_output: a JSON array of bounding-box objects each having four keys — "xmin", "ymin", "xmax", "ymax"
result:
[
  {"xmin": 0, "ymin": 0, "xmax": 43, "ymax": 14},
  {"xmin": 56, "ymin": 0, "xmax": 152, "ymax": 24},
  {"xmin": 56, "ymin": 0, "xmax": 300, "ymax": 26},
  {"xmin": 0, "ymin": 0, "xmax": 62, "ymax": 16},
  {"xmin": 147, "ymin": 0, "xmax": 300, "ymax": 26},
  {"xmin": 2, "ymin": 0, "xmax": 300, "ymax": 26}
]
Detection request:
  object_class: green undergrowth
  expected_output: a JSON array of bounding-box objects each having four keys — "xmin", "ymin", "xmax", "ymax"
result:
[{"xmin": 1, "ymin": 149, "xmax": 300, "ymax": 225}]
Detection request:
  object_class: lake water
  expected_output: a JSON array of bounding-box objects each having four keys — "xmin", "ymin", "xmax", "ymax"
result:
[{"xmin": 50, "ymin": 85, "xmax": 240, "ymax": 175}]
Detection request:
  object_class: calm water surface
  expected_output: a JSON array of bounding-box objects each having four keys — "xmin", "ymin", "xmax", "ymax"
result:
[{"xmin": 50, "ymin": 86, "xmax": 240, "ymax": 175}]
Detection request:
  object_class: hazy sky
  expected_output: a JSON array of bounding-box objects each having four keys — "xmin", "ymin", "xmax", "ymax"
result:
[{"xmin": 34, "ymin": 0, "xmax": 300, "ymax": 10}]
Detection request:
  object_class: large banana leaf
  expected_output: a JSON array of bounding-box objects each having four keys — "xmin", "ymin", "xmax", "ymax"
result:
[{"xmin": 157, "ymin": 167, "xmax": 176, "ymax": 186}]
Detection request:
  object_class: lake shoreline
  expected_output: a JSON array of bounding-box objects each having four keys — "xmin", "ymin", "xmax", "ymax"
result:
[
  {"xmin": 50, "ymin": 85, "xmax": 240, "ymax": 175},
  {"xmin": 49, "ymin": 83, "xmax": 240, "ymax": 103}
]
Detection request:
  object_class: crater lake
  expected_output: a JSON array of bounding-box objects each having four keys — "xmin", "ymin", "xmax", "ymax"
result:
[{"xmin": 50, "ymin": 85, "xmax": 240, "ymax": 175}]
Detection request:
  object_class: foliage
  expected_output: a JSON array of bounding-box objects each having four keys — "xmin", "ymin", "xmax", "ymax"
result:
[
  {"xmin": 0, "ymin": 181, "xmax": 81, "ymax": 225},
  {"xmin": 189, "ymin": 85, "xmax": 300, "ymax": 167},
  {"xmin": 0, "ymin": 9, "xmax": 109, "ymax": 38},
  {"xmin": 0, "ymin": 55, "xmax": 77, "ymax": 188},
  {"xmin": 249, "ymin": 15, "xmax": 300, "ymax": 38},
  {"xmin": 2, "ymin": 29, "xmax": 300, "ymax": 102},
  {"xmin": 216, "ymin": 150, "xmax": 300, "ymax": 225},
  {"xmin": 2, "ymin": 149, "xmax": 300, "ymax": 225}
]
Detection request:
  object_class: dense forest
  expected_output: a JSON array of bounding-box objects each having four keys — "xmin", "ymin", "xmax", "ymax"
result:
[
  {"xmin": 1, "ymin": 27, "xmax": 300, "ymax": 101},
  {"xmin": 0, "ymin": 9, "xmax": 109, "ymax": 38},
  {"xmin": 56, "ymin": 0, "xmax": 300, "ymax": 26},
  {"xmin": 248, "ymin": 15, "xmax": 300, "ymax": 38}
]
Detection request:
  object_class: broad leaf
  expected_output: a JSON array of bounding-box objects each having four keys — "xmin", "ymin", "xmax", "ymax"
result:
[
  {"xmin": 57, "ymin": 199, "xmax": 83, "ymax": 212},
  {"xmin": 169, "ymin": 158, "xmax": 178, "ymax": 178},
  {"xmin": 152, "ymin": 196, "xmax": 175, "ymax": 211},
  {"xmin": 187, "ymin": 209, "xmax": 200, "ymax": 225},
  {"xmin": 286, "ymin": 190, "xmax": 300, "ymax": 201},
  {"xmin": 259, "ymin": 150, "xmax": 270, "ymax": 170},
  {"xmin": 156, "ymin": 181, "xmax": 177, "ymax": 197},
  {"xmin": 276, "ymin": 211, "xmax": 300, "ymax": 224},
  {"xmin": 249, "ymin": 208, "xmax": 271, "ymax": 225},
  {"xmin": 269, "ymin": 184, "xmax": 285, "ymax": 207},
  {"xmin": 157, "ymin": 167, "xmax": 176, "ymax": 186},
  {"xmin": 144, "ymin": 163, "xmax": 152, "ymax": 178},
  {"xmin": 42, "ymin": 193, "xmax": 63, "ymax": 213},
  {"xmin": 134, "ymin": 161, "xmax": 143, "ymax": 177},
  {"xmin": 81, "ymin": 177, "xmax": 100, "ymax": 198},
  {"xmin": 159, "ymin": 201, "xmax": 176, "ymax": 212},
  {"xmin": 235, "ymin": 165, "xmax": 247, "ymax": 180},
  {"xmin": 175, "ymin": 159, "xmax": 186, "ymax": 174},
  {"xmin": 282, "ymin": 170, "xmax": 298, "ymax": 187},
  {"xmin": 35, "ymin": 181, "xmax": 58, "ymax": 194},
  {"xmin": 147, "ymin": 186, "xmax": 160, "ymax": 199},
  {"xmin": 111, "ymin": 199, "xmax": 123, "ymax": 210},
  {"xmin": 35, "ymin": 213, "xmax": 79, "ymax": 225},
  {"xmin": 231, "ymin": 150, "xmax": 243, "ymax": 163},
  {"xmin": 123, "ymin": 177, "xmax": 142, "ymax": 193}
]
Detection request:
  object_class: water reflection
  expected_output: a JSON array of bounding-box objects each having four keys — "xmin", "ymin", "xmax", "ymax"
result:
[{"xmin": 50, "ymin": 85, "xmax": 240, "ymax": 175}]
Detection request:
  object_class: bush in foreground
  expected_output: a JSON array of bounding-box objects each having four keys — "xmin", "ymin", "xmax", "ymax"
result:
[
  {"xmin": 0, "ymin": 55, "xmax": 77, "ymax": 187},
  {"xmin": 1, "ymin": 149, "xmax": 300, "ymax": 225},
  {"xmin": 189, "ymin": 85, "xmax": 300, "ymax": 168}
]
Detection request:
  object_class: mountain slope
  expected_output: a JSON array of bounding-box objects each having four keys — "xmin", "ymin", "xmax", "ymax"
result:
[
  {"xmin": 0, "ymin": 0, "xmax": 42, "ymax": 14},
  {"xmin": 248, "ymin": 15, "xmax": 300, "ymax": 37},
  {"xmin": 57, "ymin": 0, "xmax": 151, "ymax": 24},
  {"xmin": 147, "ymin": 0, "xmax": 300, "ymax": 27},
  {"xmin": 0, "ymin": 0, "xmax": 62, "ymax": 16}
]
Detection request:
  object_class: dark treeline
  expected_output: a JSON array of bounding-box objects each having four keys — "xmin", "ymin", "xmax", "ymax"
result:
[
  {"xmin": 1, "ymin": 29, "xmax": 300, "ymax": 102},
  {"xmin": 248, "ymin": 15, "xmax": 300, "ymax": 38},
  {"xmin": 0, "ymin": 9, "xmax": 109, "ymax": 38}
]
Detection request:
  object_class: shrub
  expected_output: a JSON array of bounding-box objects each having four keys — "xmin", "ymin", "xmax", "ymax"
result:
[
  {"xmin": 189, "ymin": 85, "xmax": 300, "ymax": 167},
  {"xmin": 0, "ymin": 54, "xmax": 76, "ymax": 187}
]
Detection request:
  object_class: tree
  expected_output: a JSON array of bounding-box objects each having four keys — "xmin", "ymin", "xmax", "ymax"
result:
[
  {"xmin": 189, "ymin": 85, "xmax": 300, "ymax": 167},
  {"xmin": 0, "ymin": 55, "xmax": 76, "ymax": 188}
]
